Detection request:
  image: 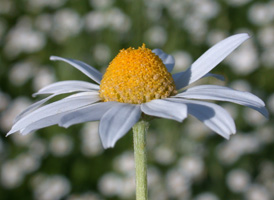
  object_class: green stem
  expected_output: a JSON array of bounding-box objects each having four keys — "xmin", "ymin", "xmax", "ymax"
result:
[{"xmin": 133, "ymin": 120, "xmax": 149, "ymax": 200}]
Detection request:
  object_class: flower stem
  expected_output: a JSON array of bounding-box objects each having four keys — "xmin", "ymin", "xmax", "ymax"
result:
[{"xmin": 133, "ymin": 120, "xmax": 149, "ymax": 200}]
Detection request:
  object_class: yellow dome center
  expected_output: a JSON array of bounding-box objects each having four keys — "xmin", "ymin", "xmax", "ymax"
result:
[{"xmin": 99, "ymin": 44, "xmax": 177, "ymax": 104}]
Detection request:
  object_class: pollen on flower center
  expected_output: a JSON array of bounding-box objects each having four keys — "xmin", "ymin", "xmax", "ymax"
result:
[{"xmin": 99, "ymin": 44, "xmax": 177, "ymax": 104}]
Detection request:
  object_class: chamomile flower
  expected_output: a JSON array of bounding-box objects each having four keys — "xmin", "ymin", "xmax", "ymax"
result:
[{"xmin": 7, "ymin": 33, "xmax": 268, "ymax": 148}]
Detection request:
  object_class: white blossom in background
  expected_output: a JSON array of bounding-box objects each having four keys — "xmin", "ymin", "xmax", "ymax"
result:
[
  {"xmin": 98, "ymin": 173, "xmax": 123, "ymax": 197},
  {"xmin": 229, "ymin": 80, "xmax": 251, "ymax": 93},
  {"xmin": 1, "ymin": 160, "xmax": 24, "ymax": 188},
  {"xmin": 49, "ymin": 134, "xmax": 73, "ymax": 157},
  {"xmin": 106, "ymin": 8, "xmax": 131, "ymax": 33},
  {"xmin": 81, "ymin": 122, "xmax": 103, "ymax": 156},
  {"xmin": 192, "ymin": 0, "xmax": 220, "ymax": 20},
  {"xmin": 166, "ymin": 168, "xmax": 191, "ymax": 199},
  {"xmin": 217, "ymin": 134, "xmax": 261, "ymax": 165},
  {"xmin": 4, "ymin": 18, "xmax": 46, "ymax": 58},
  {"xmin": 194, "ymin": 192, "xmax": 220, "ymax": 200},
  {"xmin": 32, "ymin": 175, "xmax": 71, "ymax": 200},
  {"xmin": 267, "ymin": 93, "xmax": 274, "ymax": 114},
  {"xmin": 153, "ymin": 145, "xmax": 176, "ymax": 165},
  {"xmin": 245, "ymin": 184, "xmax": 271, "ymax": 200},
  {"xmin": 178, "ymin": 156, "xmax": 204, "ymax": 180},
  {"xmin": 113, "ymin": 151, "xmax": 135, "ymax": 174},
  {"xmin": 32, "ymin": 67, "xmax": 55, "ymax": 91},
  {"xmin": 144, "ymin": 26, "xmax": 167, "ymax": 47},
  {"xmin": 243, "ymin": 108, "xmax": 267, "ymax": 126},
  {"xmin": 226, "ymin": 41, "xmax": 259, "ymax": 75},
  {"xmin": 258, "ymin": 26, "xmax": 274, "ymax": 48},
  {"xmin": 85, "ymin": 11, "xmax": 106, "ymax": 32},
  {"xmin": 28, "ymin": 138, "xmax": 48, "ymax": 158},
  {"xmin": 172, "ymin": 51, "xmax": 193, "ymax": 72},
  {"xmin": 0, "ymin": 97, "xmax": 31, "ymax": 132},
  {"xmin": 185, "ymin": 118, "xmax": 211, "ymax": 139},
  {"xmin": 206, "ymin": 30, "xmax": 228, "ymax": 46},
  {"xmin": 248, "ymin": 3, "xmax": 274, "ymax": 26},
  {"xmin": 119, "ymin": 175, "xmax": 136, "ymax": 199},
  {"xmin": 0, "ymin": 0, "xmax": 13, "ymax": 14},
  {"xmin": 184, "ymin": 16, "xmax": 208, "ymax": 43},
  {"xmin": 226, "ymin": 169, "xmax": 250, "ymax": 193},
  {"xmin": 51, "ymin": 9, "xmax": 83, "ymax": 42},
  {"xmin": 92, "ymin": 44, "xmax": 111, "ymax": 66},
  {"xmin": 35, "ymin": 14, "xmax": 53, "ymax": 33},
  {"xmin": 255, "ymin": 126, "xmax": 274, "ymax": 144},
  {"xmin": 9, "ymin": 61, "xmax": 36, "ymax": 86}
]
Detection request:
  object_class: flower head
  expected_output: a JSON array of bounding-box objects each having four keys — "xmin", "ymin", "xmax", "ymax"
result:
[{"xmin": 7, "ymin": 33, "xmax": 268, "ymax": 148}]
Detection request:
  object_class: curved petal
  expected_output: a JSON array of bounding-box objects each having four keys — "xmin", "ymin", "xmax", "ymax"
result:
[
  {"xmin": 141, "ymin": 99, "xmax": 187, "ymax": 122},
  {"xmin": 50, "ymin": 56, "xmax": 103, "ymax": 84},
  {"xmin": 173, "ymin": 33, "xmax": 250, "ymax": 89},
  {"xmin": 170, "ymin": 98, "xmax": 236, "ymax": 139},
  {"xmin": 152, "ymin": 49, "xmax": 175, "ymax": 72},
  {"xmin": 175, "ymin": 85, "xmax": 268, "ymax": 117},
  {"xmin": 7, "ymin": 93, "xmax": 100, "ymax": 136},
  {"xmin": 33, "ymin": 80, "xmax": 99, "ymax": 97},
  {"xmin": 99, "ymin": 104, "xmax": 141, "ymax": 149},
  {"xmin": 60, "ymin": 101, "xmax": 118, "ymax": 128}
]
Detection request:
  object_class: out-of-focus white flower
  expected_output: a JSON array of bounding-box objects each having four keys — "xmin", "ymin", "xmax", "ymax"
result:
[
  {"xmin": 206, "ymin": 30, "xmax": 228, "ymax": 46},
  {"xmin": 119, "ymin": 175, "xmax": 135, "ymax": 198},
  {"xmin": 17, "ymin": 153, "xmax": 40, "ymax": 174},
  {"xmin": 85, "ymin": 11, "xmax": 106, "ymax": 32},
  {"xmin": 226, "ymin": 169, "xmax": 250, "ymax": 193},
  {"xmin": 245, "ymin": 184, "xmax": 271, "ymax": 200},
  {"xmin": 1, "ymin": 160, "xmax": 24, "ymax": 188},
  {"xmin": 192, "ymin": 0, "xmax": 220, "ymax": 20},
  {"xmin": 178, "ymin": 156, "xmax": 204, "ymax": 180},
  {"xmin": 9, "ymin": 61, "xmax": 36, "ymax": 86},
  {"xmin": 258, "ymin": 26, "xmax": 274, "ymax": 48},
  {"xmin": 267, "ymin": 93, "xmax": 274, "ymax": 114},
  {"xmin": 184, "ymin": 16, "xmax": 207, "ymax": 42},
  {"xmin": 106, "ymin": 8, "xmax": 131, "ymax": 33},
  {"xmin": 4, "ymin": 18, "xmax": 46, "ymax": 58},
  {"xmin": 230, "ymin": 80, "xmax": 251, "ymax": 92},
  {"xmin": 113, "ymin": 151, "xmax": 135, "ymax": 174},
  {"xmin": 0, "ymin": 97, "xmax": 31, "ymax": 132},
  {"xmin": 217, "ymin": 134, "xmax": 261, "ymax": 165},
  {"xmin": 49, "ymin": 134, "xmax": 73, "ymax": 157},
  {"xmin": 32, "ymin": 67, "xmax": 55, "ymax": 91},
  {"xmin": 0, "ymin": 0, "xmax": 13, "ymax": 14},
  {"xmin": 243, "ymin": 108, "xmax": 267, "ymax": 126},
  {"xmin": 226, "ymin": 41, "xmax": 259, "ymax": 75},
  {"xmin": 32, "ymin": 175, "xmax": 71, "ymax": 200},
  {"xmin": 145, "ymin": 26, "xmax": 167, "ymax": 47},
  {"xmin": 98, "ymin": 173, "xmax": 123, "ymax": 197},
  {"xmin": 248, "ymin": 3, "xmax": 274, "ymax": 26},
  {"xmin": 194, "ymin": 192, "xmax": 219, "ymax": 200},
  {"xmin": 51, "ymin": 9, "xmax": 83, "ymax": 42},
  {"xmin": 92, "ymin": 44, "xmax": 111, "ymax": 65},
  {"xmin": 35, "ymin": 14, "xmax": 53, "ymax": 33},
  {"xmin": 154, "ymin": 145, "xmax": 175, "ymax": 165},
  {"xmin": 81, "ymin": 122, "xmax": 103, "ymax": 156},
  {"xmin": 172, "ymin": 51, "xmax": 192, "ymax": 72},
  {"xmin": 28, "ymin": 138, "xmax": 47, "ymax": 158},
  {"xmin": 166, "ymin": 168, "xmax": 191, "ymax": 199}
]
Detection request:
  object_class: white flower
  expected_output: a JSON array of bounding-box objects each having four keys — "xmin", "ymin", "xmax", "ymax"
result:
[{"xmin": 7, "ymin": 33, "xmax": 268, "ymax": 149}]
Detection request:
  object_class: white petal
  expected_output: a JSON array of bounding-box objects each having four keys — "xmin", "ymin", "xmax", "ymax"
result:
[
  {"xmin": 175, "ymin": 85, "xmax": 268, "ymax": 117},
  {"xmin": 14, "ymin": 94, "xmax": 56, "ymax": 123},
  {"xmin": 7, "ymin": 94, "xmax": 100, "ymax": 136},
  {"xmin": 173, "ymin": 33, "xmax": 250, "ymax": 89},
  {"xmin": 60, "ymin": 101, "xmax": 118, "ymax": 128},
  {"xmin": 170, "ymin": 98, "xmax": 236, "ymax": 139},
  {"xmin": 152, "ymin": 49, "xmax": 175, "ymax": 72},
  {"xmin": 99, "ymin": 104, "xmax": 141, "ymax": 149},
  {"xmin": 33, "ymin": 80, "xmax": 99, "ymax": 97},
  {"xmin": 141, "ymin": 99, "xmax": 187, "ymax": 122},
  {"xmin": 50, "ymin": 56, "xmax": 103, "ymax": 84}
]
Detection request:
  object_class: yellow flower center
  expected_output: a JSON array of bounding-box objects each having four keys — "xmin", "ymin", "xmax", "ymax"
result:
[{"xmin": 99, "ymin": 44, "xmax": 177, "ymax": 104}]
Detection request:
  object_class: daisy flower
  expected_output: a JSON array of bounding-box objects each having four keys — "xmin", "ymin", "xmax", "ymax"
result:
[{"xmin": 7, "ymin": 33, "xmax": 268, "ymax": 149}]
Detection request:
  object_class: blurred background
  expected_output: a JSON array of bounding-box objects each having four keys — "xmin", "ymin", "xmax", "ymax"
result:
[{"xmin": 0, "ymin": 0, "xmax": 273, "ymax": 199}]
